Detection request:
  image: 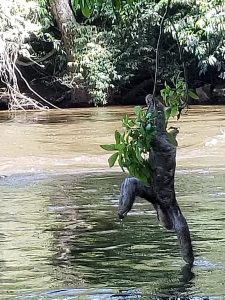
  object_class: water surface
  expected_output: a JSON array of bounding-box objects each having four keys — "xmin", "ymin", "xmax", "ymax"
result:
[{"xmin": 0, "ymin": 106, "xmax": 225, "ymax": 299}]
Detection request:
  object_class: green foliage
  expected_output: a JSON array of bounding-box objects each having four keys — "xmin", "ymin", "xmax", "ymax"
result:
[
  {"xmin": 15, "ymin": 0, "xmax": 223, "ymax": 108},
  {"xmin": 101, "ymin": 106, "xmax": 156, "ymax": 183},
  {"xmin": 80, "ymin": 44, "xmax": 116, "ymax": 106},
  {"xmin": 72, "ymin": 0, "xmax": 221, "ymax": 106},
  {"xmin": 160, "ymin": 76, "xmax": 199, "ymax": 121},
  {"xmin": 166, "ymin": 0, "xmax": 225, "ymax": 78},
  {"xmin": 37, "ymin": 0, "xmax": 54, "ymax": 28},
  {"xmin": 72, "ymin": 27, "xmax": 117, "ymax": 106},
  {"xmin": 74, "ymin": 0, "xmax": 225, "ymax": 89},
  {"xmin": 100, "ymin": 80, "xmax": 199, "ymax": 182},
  {"xmin": 72, "ymin": 0, "xmax": 134, "ymax": 17},
  {"xmin": 70, "ymin": 0, "xmax": 163, "ymax": 105}
]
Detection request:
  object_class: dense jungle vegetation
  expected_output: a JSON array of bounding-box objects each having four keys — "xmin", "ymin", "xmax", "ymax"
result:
[{"xmin": 0, "ymin": 0, "xmax": 225, "ymax": 109}]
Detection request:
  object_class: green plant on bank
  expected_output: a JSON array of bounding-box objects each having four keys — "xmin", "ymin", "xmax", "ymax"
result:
[
  {"xmin": 69, "ymin": 25, "xmax": 118, "ymax": 106},
  {"xmin": 73, "ymin": 0, "xmax": 225, "ymax": 83},
  {"xmin": 100, "ymin": 81, "xmax": 199, "ymax": 183},
  {"xmin": 72, "ymin": 0, "xmax": 134, "ymax": 17},
  {"xmin": 73, "ymin": 0, "xmax": 225, "ymax": 107},
  {"xmin": 37, "ymin": 0, "xmax": 53, "ymax": 29},
  {"xmin": 76, "ymin": 40, "xmax": 117, "ymax": 106},
  {"xmin": 165, "ymin": 0, "xmax": 225, "ymax": 78}
]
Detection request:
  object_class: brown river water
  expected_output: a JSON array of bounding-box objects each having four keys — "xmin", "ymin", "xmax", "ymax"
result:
[{"xmin": 0, "ymin": 106, "xmax": 225, "ymax": 299}]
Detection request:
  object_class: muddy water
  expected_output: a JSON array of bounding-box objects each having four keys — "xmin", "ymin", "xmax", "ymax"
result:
[{"xmin": 0, "ymin": 106, "xmax": 225, "ymax": 299}]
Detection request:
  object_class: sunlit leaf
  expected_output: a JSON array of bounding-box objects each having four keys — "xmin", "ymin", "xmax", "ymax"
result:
[
  {"xmin": 134, "ymin": 106, "xmax": 142, "ymax": 115},
  {"xmin": 171, "ymin": 106, "xmax": 178, "ymax": 117},
  {"xmin": 108, "ymin": 152, "xmax": 119, "ymax": 167},
  {"xmin": 165, "ymin": 107, "xmax": 171, "ymax": 120},
  {"xmin": 115, "ymin": 130, "xmax": 121, "ymax": 144},
  {"xmin": 115, "ymin": 143, "xmax": 125, "ymax": 151},
  {"xmin": 80, "ymin": 0, "xmax": 92, "ymax": 17},
  {"xmin": 208, "ymin": 55, "xmax": 217, "ymax": 66},
  {"xmin": 100, "ymin": 144, "xmax": 116, "ymax": 151},
  {"xmin": 73, "ymin": 0, "xmax": 79, "ymax": 9},
  {"xmin": 188, "ymin": 90, "xmax": 199, "ymax": 100}
]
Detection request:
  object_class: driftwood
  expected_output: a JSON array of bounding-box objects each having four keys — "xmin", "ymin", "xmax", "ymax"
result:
[{"xmin": 118, "ymin": 96, "xmax": 194, "ymax": 265}]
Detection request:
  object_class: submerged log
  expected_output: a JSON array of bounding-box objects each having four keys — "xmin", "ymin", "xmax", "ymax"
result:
[{"xmin": 118, "ymin": 96, "xmax": 194, "ymax": 265}]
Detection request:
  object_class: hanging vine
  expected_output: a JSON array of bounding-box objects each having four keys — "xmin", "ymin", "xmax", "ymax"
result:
[{"xmin": 0, "ymin": 0, "xmax": 59, "ymax": 110}]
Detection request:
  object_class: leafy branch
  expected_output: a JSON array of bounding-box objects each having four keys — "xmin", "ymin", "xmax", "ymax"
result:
[
  {"xmin": 101, "ymin": 106, "xmax": 156, "ymax": 183},
  {"xmin": 101, "ymin": 77, "xmax": 198, "ymax": 182},
  {"xmin": 161, "ymin": 75, "xmax": 199, "ymax": 123}
]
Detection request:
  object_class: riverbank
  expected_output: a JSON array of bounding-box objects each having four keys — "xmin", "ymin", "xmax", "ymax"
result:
[{"xmin": 1, "ymin": 80, "xmax": 225, "ymax": 110}]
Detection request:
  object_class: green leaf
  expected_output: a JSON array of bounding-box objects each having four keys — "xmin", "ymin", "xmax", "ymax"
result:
[
  {"xmin": 115, "ymin": 130, "xmax": 121, "ymax": 144},
  {"xmin": 108, "ymin": 152, "xmax": 119, "ymax": 167},
  {"xmin": 122, "ymin": 115, "xmax": 130, "ymax": 128},
  {"xmin": 188, "ymin": 90, "xmax": 199, "ymax": 100},
  {"xmin": 171, "ymin": 106, "xmax": 178, "ymax": 117},
  {"xmin": 135, "ymin": 146, "xmax": 142, "ymax": 161},
  {"xmin": 134, "ymin": 106, "xmax": 142, "ymax": 115},
  {"xmin": 115, "ymin": 143, "xmax": 125, "ymax": 152},
  {"xmin": 167, "ymin": 132, "xmax": 178, "ymax": 146},
  {"xmin": 118, "ymin": 154, "xmax": 125, "ymax": 171},
  {"xmin": 101, "ymin": 104, "xmax": 157, "ymax": 181},
  {"xmin": 73, "ymin": 0, "xmax": 79, "ymax": 9},
  {"xmin": 80, "ymin": 0, "xmax": 92, "ymax": 17},
  {"xmin": 100, "ymin": 144, "xmax": 116, "ymax": 151},
  {"xmin": 164, "ymin": 107, "xmax": 171, "ymax": 120},
  {"xmin": 112, "ymin": 0, "xmax": 121, "ymax": 10},
  {"xmin": 122, "ymin": 117, "xmax": 134, "ymax": 129}
]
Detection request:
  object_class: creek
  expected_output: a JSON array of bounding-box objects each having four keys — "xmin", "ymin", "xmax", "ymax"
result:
[{"xmin": 0, "ymin": 106, "xmax": 225, "ymax": 299}]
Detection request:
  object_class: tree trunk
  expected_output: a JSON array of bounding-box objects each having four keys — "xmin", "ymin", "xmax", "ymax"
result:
[
  {"xmin": 51, "ymin": 0, "xmax": 77, "ymax": 55},
  {"xmin": 118, "ymin": 96, "xmax": 194, "ymax": 265}
]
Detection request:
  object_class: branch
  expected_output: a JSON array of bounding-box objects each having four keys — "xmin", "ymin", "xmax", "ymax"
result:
[
  {"xmin": 118, "ymin": 177, "xmax": 155, "ymax": 219},
  {"xmin": 118, "ymin": 176, "xmax": 174, "ymax": 230},
  {"xmin": 16, "ymin": 48, "xmax": 56, "ymax": 67},
  {"xmin": 169, "ymin": 18, "xmax": 189, "ymax": 118},
  {"xmin": 14, "ymin": 64, "xmax": 61, "ymax": 110},
  {"xmin": 151, "ymin": 0, "xmax": 171, "ymax": 105},
  {"xmin": 118, "ymin": 176, "xmax": 194, "ymax": 264},
  {"xmin": 170, "ymin": 206, "xmax": 194, "ymax": 265}
]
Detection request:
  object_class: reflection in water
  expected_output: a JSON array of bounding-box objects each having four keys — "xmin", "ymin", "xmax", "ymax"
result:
[
  {"xmin": 0, "ymin": 172, "xmax": 225, "ymax": 299},
  {"xmin": 0, "ymin": 106, "xmax": 224, "ymax": 299}
]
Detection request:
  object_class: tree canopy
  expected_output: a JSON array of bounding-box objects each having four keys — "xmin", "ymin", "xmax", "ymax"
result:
[{"xmin": 0, "ymin": 0, "xmax": 224, "ymax": 108}]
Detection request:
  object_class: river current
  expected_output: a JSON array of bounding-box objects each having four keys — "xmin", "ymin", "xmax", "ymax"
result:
[{"xmin": 0, "ymin": 106, "xmax": 225, "ymax": 299}]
